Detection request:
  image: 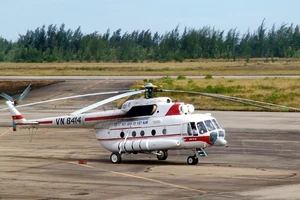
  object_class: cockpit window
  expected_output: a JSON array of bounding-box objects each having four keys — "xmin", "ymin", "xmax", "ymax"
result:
[
  {"xmin": 204, "ymin": 120, "xmax": 216, "ymax": 131},
  {"xmin": 197, "ymin": 122, "xmax": 207, "ymax": 134},
  {"xmin": 212, "ymin": 119, "xmax": 222, "ymax": 129}
]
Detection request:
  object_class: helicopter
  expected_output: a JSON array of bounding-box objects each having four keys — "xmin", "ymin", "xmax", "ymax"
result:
[{"xmin": 1, "ymin": 82, "xmax": 299, "ymax": 165}]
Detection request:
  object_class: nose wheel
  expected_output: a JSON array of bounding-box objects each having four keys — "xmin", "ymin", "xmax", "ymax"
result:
[{"xmin": 187, "ymin": 155, "xmax": 198, "ymax": 165}]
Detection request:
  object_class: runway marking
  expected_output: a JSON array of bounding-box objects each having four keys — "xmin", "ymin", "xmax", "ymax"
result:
[
  {"xmin": 0, "ymin": 128, "xmax": 12, "ymax": 138},
  {"xmin": 67, "ymin": 161, "xmax": 208, "ymax": 194}
]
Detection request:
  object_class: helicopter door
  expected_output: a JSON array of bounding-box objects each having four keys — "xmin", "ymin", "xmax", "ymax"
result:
[{"xmin": 181, "ymin": 123, "xmax": 188, "ymax": 136}]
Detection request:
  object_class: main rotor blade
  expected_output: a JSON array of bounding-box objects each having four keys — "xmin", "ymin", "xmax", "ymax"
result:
[
  {"xmin": 215, "ymin": 93, "xmax": 300, "ymax": 111},
  {"xmin": 164, "ymin": 90, "xmax": 300, "ymax": 111},
  {"xmin": 0, "ymin": 90, "xmax": 134, "ymax": 111},
  {"xmin": 71, "ymin": 90, "xmax": 143, "ymax": 115}
]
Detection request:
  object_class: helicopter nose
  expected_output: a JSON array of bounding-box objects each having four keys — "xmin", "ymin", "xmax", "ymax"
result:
[{"xmin": 214, "ymin": 137, "xmax": 227, "ymax": 146}]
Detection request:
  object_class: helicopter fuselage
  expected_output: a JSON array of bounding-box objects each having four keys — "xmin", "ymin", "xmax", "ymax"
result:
[
  {"xmin": 18, "ymin": 97, "xmax": 226, "ymax": 152},
  {"xmin": 8, "ymin": 96, "xmax": 227, "ymax": 164}
]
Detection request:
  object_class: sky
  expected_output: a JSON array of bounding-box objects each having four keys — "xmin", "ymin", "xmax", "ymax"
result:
[{"xmin": 1, "ymin": 0, "xmax": 299, "ymax": 41}]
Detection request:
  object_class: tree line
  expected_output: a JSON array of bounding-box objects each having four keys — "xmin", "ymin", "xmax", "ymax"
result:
[{"xmin": 1, "ymin": 20, "xmax": 300, "ymax": 62}]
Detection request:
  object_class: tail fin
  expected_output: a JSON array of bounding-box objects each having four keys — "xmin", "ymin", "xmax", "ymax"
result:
[
  {"xmin": 6, "ymin": 101, "xmax": 27, "ymax": 131},
  {"xmin": 2, "ymin": 85, "xmax": 38, "ymax": 131},
  {"xmin": 6, "ymin": 101, "xmax": 38, "ymax": 131}
]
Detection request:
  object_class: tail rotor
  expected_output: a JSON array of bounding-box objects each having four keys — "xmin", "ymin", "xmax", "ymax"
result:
[
  {"xmin": 1, "ymin": 84, "xmax": 31, "ymax": 131},
  {"xmin": 1, "ymin": 84, "xmax": 31, "ymax": 106}
]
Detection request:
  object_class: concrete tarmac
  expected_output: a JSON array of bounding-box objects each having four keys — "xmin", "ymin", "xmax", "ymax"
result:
[{"xmin": 0, "ymin": 79, "xmax": 299, "ymax": 200}]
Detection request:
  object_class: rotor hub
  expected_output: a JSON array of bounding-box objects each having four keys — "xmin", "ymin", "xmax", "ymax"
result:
[{"xmin": 141, "ymin": 83, "xmax": 162, "ymax": 99}]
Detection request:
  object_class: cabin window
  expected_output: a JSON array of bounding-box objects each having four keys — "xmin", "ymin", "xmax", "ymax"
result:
[
  {"xmin": 132, "ymin": 131, "xmax": 136, "ymax": 137},
  {"xmin": 162, "ymin": 128, "xmax": 167, "ymax": 134},
  {"xmin": 140, "ymin": 130, "xmax": 145, "ymax": 136},
  {"xmin": 151, "ymin": 129, "xmax": 156, "ymax": 136},
  {"xmin": 120, "ymin": 131, "xmax": 125, "ymax": 138}
]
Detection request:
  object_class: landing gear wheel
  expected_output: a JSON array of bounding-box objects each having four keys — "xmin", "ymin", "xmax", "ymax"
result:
[
  {"xmin": 110, "ymin": 152, "xmax": 122, "ymax": 164},
  {"xmin": 157, "ymin": 150, "xmax": 168, "ymax": 160},
  {"xmin": 193, "ymin": 157, "xmax": 199, "ymax": 165},
  {"xmin": 187, "ymin": 156, "xmax": 198, "ymax": 165}
]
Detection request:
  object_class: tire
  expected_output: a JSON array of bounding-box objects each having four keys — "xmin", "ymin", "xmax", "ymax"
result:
[
  {"xmin": 193, "ymin": 157, "xmax": 199, "ymax": 165},
  {"xmin": 187, "ymin": 156, "xmax": 194, "ymax": 165},
  {"xmin": 110, "ymin": 152, "xmax": 122, "ymax": 164},
  {"xmin": 187, "ymin": 156, "xmax": 198, "ymax": 165},
  {"xmin": 157, "ymin": 150, "xmax": 168, "ymax": 160}
]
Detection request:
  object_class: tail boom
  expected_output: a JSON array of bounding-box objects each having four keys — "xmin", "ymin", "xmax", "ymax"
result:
[{"xmin": 6, "ymin": 101, "xmax": 38, "ymax": 130}]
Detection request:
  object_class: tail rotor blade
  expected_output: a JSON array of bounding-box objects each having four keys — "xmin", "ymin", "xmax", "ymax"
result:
[
  {"xmin": 0, "ymin": 92, "xmax": 13, "ymax": 101},
  {"xmin": 18, "ymin": 84, "xmax": 31, "ymax": 102},
  {"xmin": 0, "ymin": 84, "xmax": 31, "ymax": 105}
]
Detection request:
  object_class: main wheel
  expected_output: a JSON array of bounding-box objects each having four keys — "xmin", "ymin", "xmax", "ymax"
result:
[
  {"xmin": 157, "ymin": 150, "xmax": 168, "ymax": 160},
  {"xmin": 193, "ymin": 157, "xmax": 199, "ymax": 165},
  {"xmin": 187, "ymin": 156, "xmax": 198, "ymax": 165},
  {"xmin": 110, "ymin": 152, "xmax": 122, "ymax": 164}
]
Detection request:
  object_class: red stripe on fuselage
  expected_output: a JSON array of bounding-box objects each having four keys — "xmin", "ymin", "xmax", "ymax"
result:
[
  {"xmin": 85, "ymin": 115, "xmax": 124, "ymax": 121},
  {"xmin": 38, "ymin": 121, "xmax": 53, "ymax": 124},
  {"xmin": 184, "ymin": 136, "xmax": 213, "ymax": 145}
]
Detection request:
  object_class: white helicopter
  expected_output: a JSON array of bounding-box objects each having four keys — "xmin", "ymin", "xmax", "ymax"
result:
[{"xmin": 2, "ymin": 83, "xmax": 299, "ymax": 165}]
